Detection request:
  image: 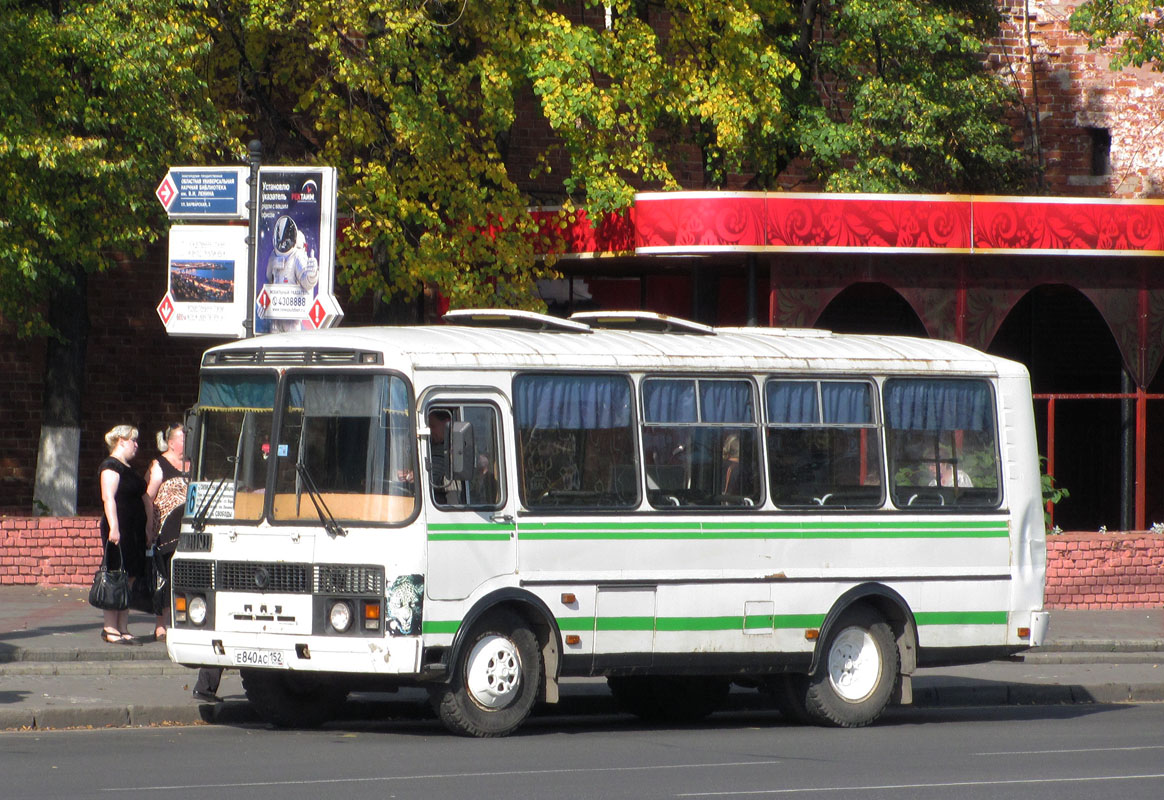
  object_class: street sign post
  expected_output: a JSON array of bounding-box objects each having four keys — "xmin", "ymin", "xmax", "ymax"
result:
[
  {"xmin": 156, "ymin": 167, "xmax": 249, "ymax": 220},
  {"xmin": 156, "ymin": 158, "xmax": 341, "ymax": 339},
  {"xmin": 253, "ymin": 167, "xmax": 343, "ymax": 334},
  {"xmin": 158, "ymin": 225, "xmax": 249, "ymax": 338}
]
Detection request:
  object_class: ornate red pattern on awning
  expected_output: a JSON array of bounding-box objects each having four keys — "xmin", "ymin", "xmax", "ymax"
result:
[{"xmin": 532, "ymin": 193, "xmax": 1164, "ymax": 256}]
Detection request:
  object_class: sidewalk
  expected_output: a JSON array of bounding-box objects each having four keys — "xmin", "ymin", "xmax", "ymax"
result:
[{"xmin": 2, "ymin": 585, "xmax": 1163, "ymax": 731}]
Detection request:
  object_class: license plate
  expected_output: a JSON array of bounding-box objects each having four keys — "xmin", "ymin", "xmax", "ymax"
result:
[{"xmin": 231, "ymin": 648, "xmax": 286, "ymax": 667}]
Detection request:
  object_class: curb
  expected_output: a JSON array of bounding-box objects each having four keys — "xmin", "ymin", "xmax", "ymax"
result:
[{"xmin": 5, "ymin": 683, "xmax": 1164, "ymax": 732}]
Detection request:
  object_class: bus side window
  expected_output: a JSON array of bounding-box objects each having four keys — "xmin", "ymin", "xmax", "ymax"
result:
[
  {"xmin": 765, "ymin": 380, "xmax": 883, "ymax": 508},
  {"xmin": 515, "ymin": 374, "xmax": 638, "ymax": 509},
  {"xmin": 642, "ymin": 378, "xmax": 761, "ymax": 509},
  {"xmin": 428, "ymin": 404, "xmax": 504, "ymax": 510}
]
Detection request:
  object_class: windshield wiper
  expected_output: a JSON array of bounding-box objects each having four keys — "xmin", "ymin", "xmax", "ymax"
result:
[
  {"xmin": 192, "ymin": 477, "xmax": 228, "ymax": 532},
  {"xmin": 294, "ymin": 463, "xmax": 347, "ymax": 538}
]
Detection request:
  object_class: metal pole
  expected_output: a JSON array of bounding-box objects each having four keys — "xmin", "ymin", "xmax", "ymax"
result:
[
  {"xmin": 746, "ymin": 255, "xmax": 757, "ymax": 327},
  {"xmin": 1121, "ymin": 369, "xmax": 1134, "ymax": 531},
  {"xmin": 244, "ymin": 140, "xmax": 262, "ymax": 339}
]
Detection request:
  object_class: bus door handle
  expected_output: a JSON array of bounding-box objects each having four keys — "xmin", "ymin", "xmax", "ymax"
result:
[{"xmin": 491, "ymin": 513, "xmax": 514, "ymax": 525}]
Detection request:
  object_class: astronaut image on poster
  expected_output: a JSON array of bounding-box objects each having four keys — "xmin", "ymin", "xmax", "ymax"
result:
[{"xmin": 254, "ymin": 168, "xmax": 337, "ymax": 334}]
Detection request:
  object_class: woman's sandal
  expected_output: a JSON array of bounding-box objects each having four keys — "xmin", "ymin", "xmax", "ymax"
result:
[{"xmin": 100, "ymin": 629, "xmax": 122, "ymax": 644}]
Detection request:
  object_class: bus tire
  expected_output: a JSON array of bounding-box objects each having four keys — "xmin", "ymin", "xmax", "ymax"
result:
[
  {"xmin": 241, "ymin": 669, "xmax": 347, "ymax": 728},
  {"xmin": 804, "ymin": 607, "xmax": 898, "ymax": 727},
  {"xmin": 433, "ymin": 611, "xmax": 541, "ymax": 737}
]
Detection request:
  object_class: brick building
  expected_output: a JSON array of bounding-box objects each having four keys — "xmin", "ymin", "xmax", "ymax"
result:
[{"xmin": 2, "ymin": 2, "xmax": 1162, "ymax": 531}]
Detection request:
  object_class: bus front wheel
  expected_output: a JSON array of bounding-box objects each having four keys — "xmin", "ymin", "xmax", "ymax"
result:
[
  {"xmin": 433, "ymin": 611, "xmax": 541, "ymax": 737},
  {"xmin": 804, "ymin": 607, "xmax": 898, "ymax": 727}
]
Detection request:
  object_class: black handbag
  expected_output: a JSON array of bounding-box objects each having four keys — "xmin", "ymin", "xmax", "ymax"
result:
[{"xmin": 88, "ymin": 543, "xmax": 130, "ymax": 611}]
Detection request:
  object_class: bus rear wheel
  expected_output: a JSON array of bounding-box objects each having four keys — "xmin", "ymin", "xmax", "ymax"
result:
[
  {"xmin": 803, "ymin": 607, "xmax": 897, "ymax": 727},
  {"xmin": 241, "ymin": 669, "xmax": 347, "ymax": 728},
  {"xmin": 432, "ymin": 611, "xmax": 541, "ymax": 737}
]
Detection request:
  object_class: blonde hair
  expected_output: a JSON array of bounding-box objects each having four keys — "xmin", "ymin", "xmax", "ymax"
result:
[
  {"xmin": 104, "ymin": 425, "xmax": 138, "ymax": 452},
  {"xmin": 156, "ymin": 422, "xmax": 183, "ymax": 452}
]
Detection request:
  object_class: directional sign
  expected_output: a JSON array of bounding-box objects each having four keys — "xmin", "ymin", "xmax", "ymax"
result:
[{"xmin": 156, "ymin": 167, "xmax": 248, "ymax": 220}]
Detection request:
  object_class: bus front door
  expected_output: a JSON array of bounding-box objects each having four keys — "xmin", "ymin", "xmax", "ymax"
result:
[{"xmin": 424, "ymin": 397, "xmax": 516, "ymax": 601}]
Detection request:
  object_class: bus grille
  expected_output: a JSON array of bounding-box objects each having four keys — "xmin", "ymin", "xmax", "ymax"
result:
[
  {"xmin": 315, "ymin": 564, "xmax": 384, "ymax": 595},
  {"xmin": 217, "ymin": 561, "xmax": 311, "ymax": 593},
  {"xmin": 172, "ymin": 560, "xmax": 214, "ymax": 590}
]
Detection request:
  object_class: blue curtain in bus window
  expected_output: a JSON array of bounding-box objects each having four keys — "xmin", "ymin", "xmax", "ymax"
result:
[
  {"xmin": 700, "ymin": 381, "xmax": 754, "ymax": 423},
  {"xmin": 198, "ymin": 375, "xmax": 276, "ymax": 409},
  {"xmin": 885, "ymin": 380, "xmax": 993, "ymax": 431},
  {"xmin": 643, "ymin": 380, "xmax": 697, "ymax": 423},
  {"xmin": 822, "ymin": 382, "xmax": 873, "ymax": 424},
  {"xmin": 765, "ymin": 381, "xmax": 818, "ymax": 424},
  {"xmin": 515, "ymin": 375, "xmax": 631, "ymax": 430}
]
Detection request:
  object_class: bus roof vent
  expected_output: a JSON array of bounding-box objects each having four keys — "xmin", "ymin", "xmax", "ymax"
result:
[
  {"xmin": 203, "ymin": 349, "xmax": 381, "ymax": 366},
  {"xmin": 569, "ymin": 311, "xmax": 715, "ymax": 335},
  {"xmin": 443, "ymin": 308, "xmax": 592, "ymax": 333}
]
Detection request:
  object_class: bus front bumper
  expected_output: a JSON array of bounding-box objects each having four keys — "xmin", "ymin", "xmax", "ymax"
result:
[{"xmin": 167, "ymin": 631, "xmax": 423, "ymax": 675}]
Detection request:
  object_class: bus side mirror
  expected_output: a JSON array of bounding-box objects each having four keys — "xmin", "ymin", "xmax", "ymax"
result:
[
  {"xmin": 185, "ymin": 408, "xmax": 200, "ymax": 467},
  {"xmin": 449, "ymin": 421, "xmax": 475, "ymax": 481}
]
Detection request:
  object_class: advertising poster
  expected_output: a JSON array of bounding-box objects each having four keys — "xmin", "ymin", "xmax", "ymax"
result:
[
  {"xmin": 161, "ymin": 225, "xmax": 249, "ymax": 338},
  {"xmin": 254, "ymin": 167, "xmax": 339, "ymax": 334}
]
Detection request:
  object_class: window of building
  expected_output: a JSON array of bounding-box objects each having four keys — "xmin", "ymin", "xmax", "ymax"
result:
[{"xmin": 1088, "ymin": 127, "xmax": 1112, "ymax": 177}]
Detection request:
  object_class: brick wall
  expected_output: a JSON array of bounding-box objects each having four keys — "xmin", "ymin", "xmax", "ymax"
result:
[
  {"xmin": 1044, "ymin": 532, "xmax": 1164, "ymax": 609},
  {"xmin": 4, "ymin": 518, "xmax": 1161, "ymax": 609},
  {"xmin": 0, "ymin": 517, "xmax": 105, "ymax": 586}
]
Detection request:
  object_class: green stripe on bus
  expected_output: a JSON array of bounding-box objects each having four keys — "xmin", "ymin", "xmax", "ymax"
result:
[
  {"xmin": 425, "ymin": 611, "xmax": 996, "ymax": 636},
  {"xmin": 428, "ymin": 523, "xmax": 515, "ymax": 542},
  {"xmin": 517, "ymin": 520, "xmax": 1007, "ymax": 541},
  {"xmin": 914, "ymin": 611, "xmax": 1008, "ymax": 626}
]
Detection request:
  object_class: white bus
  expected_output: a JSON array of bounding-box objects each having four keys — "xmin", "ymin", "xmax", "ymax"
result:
[{"xmin": 169, "ymin": 309, "xmax": 1049, "ymax": 736}]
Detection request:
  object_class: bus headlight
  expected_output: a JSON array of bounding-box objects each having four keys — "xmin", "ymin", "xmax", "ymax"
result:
[
  {"xmin": 329, "ymin": 601, "xmax": 353, "ymax": 633},
  {"xmin": 188, "ymin": 595, "xmax": 208, "ymax": 626}
]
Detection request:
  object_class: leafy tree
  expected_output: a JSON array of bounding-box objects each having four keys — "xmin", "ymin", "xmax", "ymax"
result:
[
  {"xmin": 1070, "ymin": 1, "xmax": 1164, "ymax": 71},
  {"xmin": 209, "ymin": 0, "xmax": 1027, "ymax": 314},
  {"xmin": 0, "ymin": 0, "xmax": 235, "ymax": 512}
]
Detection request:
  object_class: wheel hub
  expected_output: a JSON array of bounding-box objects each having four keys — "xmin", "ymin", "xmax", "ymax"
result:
[
  {"xmin": 827, "ymin": 626, "xmax": 881, "ymax": 703},
  {"xmin": 465, "ymin": 634, "xmax": 522, "ymax": 710}
]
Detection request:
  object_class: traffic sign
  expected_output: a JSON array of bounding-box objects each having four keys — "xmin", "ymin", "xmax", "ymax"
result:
[{"xmin": 156, "ymin": 167, "xmax": 248, "ymax": 219}]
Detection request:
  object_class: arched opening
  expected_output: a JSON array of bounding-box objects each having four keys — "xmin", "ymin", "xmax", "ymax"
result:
[
  {"xmin": 814, "ymin": 283, "xmax": 928, "ymax": 337},
  {"xmin": 990, "ymin": 285, "xmax": 1125, "ymax": 531}
]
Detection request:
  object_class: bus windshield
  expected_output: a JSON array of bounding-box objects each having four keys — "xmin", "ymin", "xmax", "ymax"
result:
[
  {"xmin": 272, "ymin": 372, "xmax": 416, "ymax": 524},
  {"xmin": 190, "ymin": 372, "xmax": 277, "ymax": 522}
]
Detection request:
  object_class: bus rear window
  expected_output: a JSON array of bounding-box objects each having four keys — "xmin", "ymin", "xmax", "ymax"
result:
[{"xmin": 884, "ymin": 378, "xmax": 1001, "ymax": 509}]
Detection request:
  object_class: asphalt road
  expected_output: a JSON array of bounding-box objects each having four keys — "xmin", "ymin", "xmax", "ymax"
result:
[{"xmin": 4, "ymin": 702, "xmax": 1164, "ymax": 800}]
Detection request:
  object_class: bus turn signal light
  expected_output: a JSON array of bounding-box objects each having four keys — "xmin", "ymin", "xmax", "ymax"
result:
[{"xmin": 805, "ymin": 629, "xmax": 820, "ymax": 641}]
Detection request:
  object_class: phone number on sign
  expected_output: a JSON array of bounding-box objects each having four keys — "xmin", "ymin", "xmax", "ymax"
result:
[{"xmin": 231, "ymin": 648, "xmax": 286, "ymax": 667}]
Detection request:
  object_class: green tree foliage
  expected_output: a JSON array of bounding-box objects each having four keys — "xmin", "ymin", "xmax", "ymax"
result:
[
  {"xmin": 3, "ymin": 0, "xmax": 1030, "ymax": 325},
  {"xmin": 794, "ymin": 0, "xmax": 1026, "ymax": 192},
  {"xmin": 0, "ymin": 0, "xmax": 236, "ymax": 338},
  {"xmin": 1070, "ymin": 1, "xmax": 1164, "ymax": 71}
]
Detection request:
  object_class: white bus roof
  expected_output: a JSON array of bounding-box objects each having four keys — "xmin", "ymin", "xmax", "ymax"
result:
[{"xmin": 207, "ymin": 314, "xmax": 1027, "ymax": 378}]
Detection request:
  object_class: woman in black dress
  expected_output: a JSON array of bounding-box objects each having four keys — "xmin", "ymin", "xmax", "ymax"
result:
[
  {"xmin": 98, "ymin": 425, "xmax": 151, "ymax": 645},
  {"xmin": 146, "ymin": 423, "xmax": 188, "ymax": 641}
]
